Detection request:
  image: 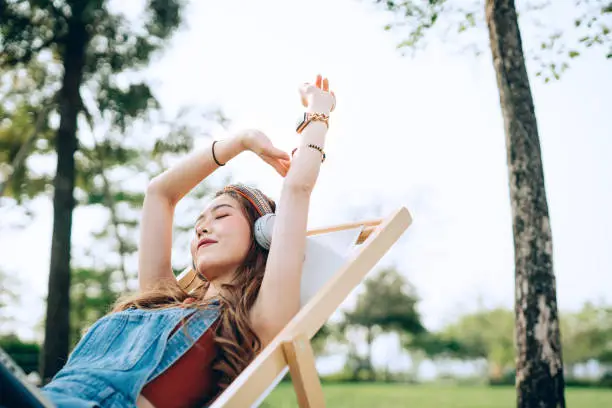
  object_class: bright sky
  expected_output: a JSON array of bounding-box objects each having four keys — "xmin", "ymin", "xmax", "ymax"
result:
[{"xmin": 1, "ymin": 0, "xmax": 611, "ymax": 365}]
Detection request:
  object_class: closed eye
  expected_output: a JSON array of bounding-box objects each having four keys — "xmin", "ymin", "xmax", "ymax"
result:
[{"xmin": 194, "ymin": 214, "xmax": 230, "ymax": 234}]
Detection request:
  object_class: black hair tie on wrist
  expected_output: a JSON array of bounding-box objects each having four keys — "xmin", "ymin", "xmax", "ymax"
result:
[{"xmin": 212, "ymin": 140, "xmax": 226, "ymax": 166}]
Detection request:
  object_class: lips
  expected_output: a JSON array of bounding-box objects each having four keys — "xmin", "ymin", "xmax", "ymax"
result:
[{"xmin": 197, "ymin": 238, "xmax": 218, "ymax": 249}]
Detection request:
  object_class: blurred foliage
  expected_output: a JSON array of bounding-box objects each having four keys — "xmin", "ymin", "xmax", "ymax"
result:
[
  {"xmin": 0, "ymin": 0, "xmax": 194, "ymax": 286},
  {"xmin": 0, "ymin": 268, "xmax": 18, "ymax": 326},
  {"xmin": 0, "ymin": 0, "xmax": 188, "ymax": 202},
  {"xmin": 69, "ymin": 266, "xmax": 118, "ymax": 346},
  {"xmin": 410, "ymin": 302, "xmax": 612, "ymax": 380},
  {"xmin": 311, "ymin": 323, "xmax": 334, "ymax": 356},
  {"xmin": 0, "ymin": 99, "xmax": 55, "ymax": 201},
  {"xmin": 561, "ymin": 302, "xmax": 612, "ymax": 366},
  {"xmin": 0, "ymin": 334, "xmax": 40, "ymax": 374},
  {"xmin": 0, "ymin": 3, "xmax": 230, "ymax": 286},
  {"xmin": 431, "ymin": 308, "xmax": 514, "ymax": 379},
  {"xmin": 374, "ymin": 0, "xmax": 611, "ymax": 81},
  {"xmin": 343, "ymin": 267, "xmax": 424, "ymax": 334},
  {"xmin": 339, "ymin": 267, "xmax": 425, "ymax": 381},
  {"xmin": 314, "ymin": 299, "xmax": 612, "ymax": 385},
  {"xmin": 0, "ymin": 1, "xmax": 232, "ymax": 378}
]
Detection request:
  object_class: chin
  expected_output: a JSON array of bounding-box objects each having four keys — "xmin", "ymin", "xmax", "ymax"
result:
[
  {"xmin": 195, "ymin": 258, "xmax": 231, "ymax": 281},
  {"xmin": 194, "ymin": 258, "xmax": 215, "ymax": 274}
]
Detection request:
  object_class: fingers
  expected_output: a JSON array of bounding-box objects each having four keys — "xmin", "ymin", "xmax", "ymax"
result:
[
  {"xmin": 260, "ymin": 140, "xmax": 289, "ymax": 160},
  {"xmin": 315, "ymin": 75, "xmax": 330, "ymax": 92},
  {"xmin": 279, "ymin": 159, "xmax": 290, "ymax": 177},
  {"xmin": 268, "ymin": 146, "xmax": 290, "ymax": 161},
  {"xmin": 301, "ymin": 75, "xmax": 335, "ymax": 110},
  {"xmin": 264, "ymin": 156, "xmax": 290, "ymax": 177},
  {"xmin": 279, "ymin": 159, "xmax": 291, "ymax": 175}
]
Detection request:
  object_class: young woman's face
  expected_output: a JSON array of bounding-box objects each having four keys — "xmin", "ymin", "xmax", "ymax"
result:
[{"xmin": 190, "ymin": 194, "xmax": 252, "ymax": 282}]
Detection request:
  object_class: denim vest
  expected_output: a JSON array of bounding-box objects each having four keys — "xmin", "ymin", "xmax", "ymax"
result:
[{"xmin": 41, "ymin": 304, "xmax": 220, "ymax": 408}]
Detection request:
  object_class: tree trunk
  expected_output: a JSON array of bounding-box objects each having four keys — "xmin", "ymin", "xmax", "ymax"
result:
[
  {"xmin": 366, "ymin": 327, "xmax": 375, "ymax": 381},
  {"xmin": 485, "ymin": 1, "xmax": 565, "ymax": 407},
  {"xmin": 40, "ymin": 15, "xmax": 88, "ymax": 383}
]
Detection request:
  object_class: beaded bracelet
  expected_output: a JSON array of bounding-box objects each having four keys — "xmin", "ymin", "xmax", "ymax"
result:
[{"xmin": 291, "ymin": 144, "xmax": 326, "ymax": 163}]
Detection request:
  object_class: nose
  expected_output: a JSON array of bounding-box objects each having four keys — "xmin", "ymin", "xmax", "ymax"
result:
[{"xmin": 196, "ymin": 225, "xmax": 210, "ymax": 237}]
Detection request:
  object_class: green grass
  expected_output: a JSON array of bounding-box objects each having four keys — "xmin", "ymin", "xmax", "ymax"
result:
[{"xmin": 261, "ymin": 383, "xmax": 612, "ymax": 407}]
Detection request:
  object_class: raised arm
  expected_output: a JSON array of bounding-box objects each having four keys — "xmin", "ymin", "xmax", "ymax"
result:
[
  {"xmin": 138, "ymin": 137, "xmax": 245, "ymax": 291},
  {"xmin": 138, "ymin": 134, "xmax": 289, "ymax": 292},
  {"xmin": 250, "ymin": 75, "xmax": 335, "ymax": 345}
]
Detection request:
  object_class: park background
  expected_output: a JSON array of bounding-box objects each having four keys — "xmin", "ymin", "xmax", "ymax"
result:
[{"xmin": 1, "ymin": 0, "xmax": 611, "ymax": 406}]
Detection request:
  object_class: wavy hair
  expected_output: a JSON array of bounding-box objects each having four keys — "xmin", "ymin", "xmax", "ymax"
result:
[{"xmin": 112, "ymin": 187, "xmax": 275, "ymax": 398}]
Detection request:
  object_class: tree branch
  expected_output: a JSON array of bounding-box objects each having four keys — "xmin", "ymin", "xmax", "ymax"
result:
[{"xmin": 0, "ymin": 96, "xmax": 57, "ymax": 197}]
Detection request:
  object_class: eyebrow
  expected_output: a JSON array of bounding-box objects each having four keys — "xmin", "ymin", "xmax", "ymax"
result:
[{"xmin": 195, "ymin": 203, "xmax": 234, "ymax": 224}]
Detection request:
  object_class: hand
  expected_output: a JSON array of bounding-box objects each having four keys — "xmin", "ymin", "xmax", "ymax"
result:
[
  {"xmin": 238, "ymin": 129, "xmax": 291, "ymax": 177},
  {"xmin": 299, "ymin": 74, "xmax": 336, "ymax": 113}
]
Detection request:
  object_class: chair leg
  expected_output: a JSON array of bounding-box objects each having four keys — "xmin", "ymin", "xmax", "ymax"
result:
[{"xmin": 282, "ymin": 334, "xmax": 325, "ymax": 408}]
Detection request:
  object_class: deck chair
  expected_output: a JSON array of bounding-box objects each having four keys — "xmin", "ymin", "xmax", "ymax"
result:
[{"xmin": 177, "ymin": 206, "xmax": 412, "ymax": 408}]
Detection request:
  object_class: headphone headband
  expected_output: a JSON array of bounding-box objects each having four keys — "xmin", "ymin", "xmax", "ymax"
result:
[{"xmin": 222, "ymin": 184, "xmax": 273, "ymax": 216}]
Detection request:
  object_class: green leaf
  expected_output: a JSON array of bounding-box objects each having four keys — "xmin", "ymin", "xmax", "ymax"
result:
[
  {"xmin": 568, "ymin": 50, "xmax": 580, "ymax": 58},
  {"xmin": 465, "ymin": 12, "xmax": 475, "ymax": 27}
]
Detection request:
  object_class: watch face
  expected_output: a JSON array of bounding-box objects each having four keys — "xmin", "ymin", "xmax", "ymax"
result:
[{"xmin": 296, "ymin": 112, "xmax": 308, "ymax": 132}]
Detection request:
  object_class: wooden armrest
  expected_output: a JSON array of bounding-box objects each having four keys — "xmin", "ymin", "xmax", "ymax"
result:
[
  {"xmin": 306, "ymin": 219, "xmax": 381, "ymax": 235},
  {"xmin": 209, "ymin": 207, "xmax": 412, "ymax": 407}
]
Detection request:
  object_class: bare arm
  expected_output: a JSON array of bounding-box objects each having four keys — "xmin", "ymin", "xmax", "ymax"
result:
[
  {"xmin": 138, "ymin": 137, "xmax": 247, "ymax": 292},
  {"xmin": 251, "ymin": 76, "xmax": 335, "ymax": 345}
]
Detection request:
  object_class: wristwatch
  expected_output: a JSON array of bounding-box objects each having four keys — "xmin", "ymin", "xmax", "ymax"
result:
[{"xmin": 296, "ymin": 112, "xmax": 329, "ymax": 134}]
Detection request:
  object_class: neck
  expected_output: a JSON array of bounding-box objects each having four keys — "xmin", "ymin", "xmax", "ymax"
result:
[{"xmin": 203, "ymin": 270, "xmax": 237, "ymax": 299}]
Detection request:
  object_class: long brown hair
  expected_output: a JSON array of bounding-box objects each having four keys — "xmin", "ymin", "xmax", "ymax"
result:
[{"xmin": 113, "ymin": 187, "xmax": 275, "ymax": 395}]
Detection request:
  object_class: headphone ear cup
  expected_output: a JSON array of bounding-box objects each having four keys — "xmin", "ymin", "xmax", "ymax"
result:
[{"xmin": 254, "ymin": 213, "xmax": 275, "ymax": 250}]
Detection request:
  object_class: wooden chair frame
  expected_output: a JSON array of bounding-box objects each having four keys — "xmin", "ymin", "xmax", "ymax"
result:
[{"xmin": 177, "ymin": 206, "xmax": 412, "ymax": 408}]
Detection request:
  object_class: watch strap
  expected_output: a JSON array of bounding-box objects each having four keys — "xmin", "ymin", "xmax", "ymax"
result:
[{"xmin": 296, "ymin": 112, "xmax": 329, "ymax": 134}]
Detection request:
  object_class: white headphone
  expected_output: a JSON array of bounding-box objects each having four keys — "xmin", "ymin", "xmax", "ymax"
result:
[{"xmin": 254, "ymin": 213, "xmax": 275, "ymax": 250}]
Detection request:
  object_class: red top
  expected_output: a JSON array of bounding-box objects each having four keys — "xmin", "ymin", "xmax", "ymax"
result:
[{"xmin": 141, "ymin": 299, "xmax": 220, "ymax": 408}]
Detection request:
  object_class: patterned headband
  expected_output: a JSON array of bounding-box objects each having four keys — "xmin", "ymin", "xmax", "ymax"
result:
[{"xmin": 222, "ymin": 184, "xmax": 273, "ymax": 216}]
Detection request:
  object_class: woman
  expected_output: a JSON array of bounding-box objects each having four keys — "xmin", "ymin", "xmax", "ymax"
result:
[{"xmin": 39, "ymin": 75, "xmax": 336, "ymax": 408}]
